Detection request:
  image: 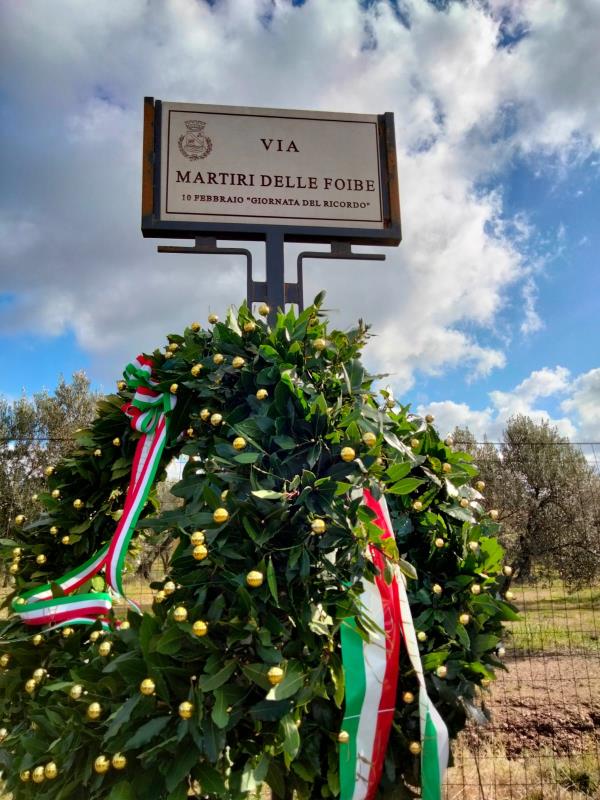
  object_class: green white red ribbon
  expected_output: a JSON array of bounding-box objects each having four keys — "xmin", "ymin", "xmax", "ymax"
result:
[
  {"xmin": 339, "ymin": 490, "xmax": 448, "ymax": 800},
  {"xmin": 11, "ymin": 356, "xmax": 175, "ymax": 630}
]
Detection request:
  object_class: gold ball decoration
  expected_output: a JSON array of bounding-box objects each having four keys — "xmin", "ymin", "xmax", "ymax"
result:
[
  {"xmin": 362, "ymin": 432, "xmax": 377, "ymax": 447},
  {"xmin": 14, "ymin": 514, "xmax": 26, "ymax": 526},
  {"xmin": 112, "ymin": 753, "xmax": 127, "ymax": 770},
  {"xmin": 200, "ymin": 408, "xmax": 211, "ymax": 421},
  {"xmin": 98, "ymin": 641, "xmax": 112, "ymax": 657},
  {"xmin": 425, "ymin": 414, "xmax": 435, "ymax": 423},
  {"xmin": 112, "ymin": 437, "xmax": 121, "ymax": 447},
  {"xmin": 186, "ymin": 427, "xmax": 195, "ymax": 438},
  {"xmin": 32, "ymin": 766, "xmax": 46, "ymax": 784},
  {"xmin": 140, "ymin": 678, "xmax": 156, "ymax": 696},
  {"xmin": 191, "ymin": 321, "xmax": 201, "ymax": 332},
  {"xmin": 213, "ymin": 353, "xmax": 224, "ymax": 365},
  {"xmin": 402, "ymin": 691, "xmax": 415, "ymax": 704},
  {"xmin": 192, "ymin": 620, "xmax": 208, "ymax": 637},
  {"xmin": 412, "ymin": 500, "xmax": 423, "ymax": 512},
  {"xmin": 503, "ymin": 565, "xmax": 513, "ymax": 577},
  {"xmin": 459, "ymin": 613, "xmax": 470, "ymax": 625},
  {"xmin": 44, "ymin": 762, "xmax": 58, "ymax": 780},
  {"xmin": 45, "ymin": 466, "xmax": 54, "ymax": 477},
  {"xmin": 193, "ymin": 544, "xmax": 208, "ymax": 561},
  {"xmin": 50, "ymin": 525, "xmax": 59, "ymax": 535},
  {"xmin": 213, "ymin": 507, "xmax": 229, "ymax": 524},
  {"xmin": 246, "ymin": 570, "xmax": 264, "ymax": 588},
  {"xmin": 73, "ymin": 498, "xmax": 84, "ymax": 510},
  {"xmin": 61, "ymin": 535, "xmax": 70, "ymax": 545},
  {"xmin": 434, "ymin": 537, "xmax": 445, "ymax": 548},
  {"xmin": 471, "ymin": 583, "xmax": 482, "ymax": 595},
  {"xmin": 119, "ymin": 620, "xmax": 130, "ymax": 630},
  {"xmin": 94, "ymin": 755, "xmax": 110, "ymax": 774},
  {"xmin": 497, "ymin": 646, "xmax": 506, "ymax": 658},
  {"xmin": 256, "ymin": 388, "xmax": 268, "ymax": 400},
  {"xmin": 233, "ymin": 436, "xmax": 247, "ymax": 450},
  {"xmin": 267, "ymin": 666, "xmax": 284, "ymax": 686},
  {"xmin": 0, "ymin": 728, "xmax": 7, "ymax": 742},
  {"xmin": 232, "ymin": 356, "xmax": 245, "ymax": 369},
  {"xmin": 243, "ymin": 321, "xmax": 256, "ymax": 333},
  {"xmin": 489, "ymin": 509, "xmax": 499, "ymax": 521},
  {"xmin": 476, "ymin": 480, "xmax": 486, "ymax": 492},
  {"xmin": 468, "ymin": 541, "xmax": 479, "ymax": 552},
  {"xmin": 210, "ymin": 413, "xmax": 223, "ymax": 426},
  {"xmin": 169, "ymin": 383, "xmax": 178, "ymax": 395},
  {"xmin": 410, "ymin": 438, "xmax": 420, "ymax": 449},
  {"xmin": 51, "ymin": 489, "xmax": 60, "ymax": 499},
  {"xmin": 36, "ymin": 553, "xmax": 47, "ymax": 565},
  {"xmin": 25, "ymin": 679, "xmax": 37, "ymax": 694},
  {"xmin": 0, "ymin": 654, "xmax": 10, "ymax": 667},
  {"xmin": 32, "ymin": 634, "xmax": 43, "ymax": 647},
  {"xmin": 62, "ymin": 627, "xmax": 74, "ymax": 638},
  {"xmin": 178, "ymin": 701, "xmax": 194, "ymax": 719},
  {"xmin": 409, "ymin": 741, "xmax": 422, "ymax": 755},
  {"xmin": 86, "ymin": 702, "xmax": 102, "ymax": 720},
  {"xmin": 313, "ymin": 338, "xmax": 327, "ymax": 351},
  {"xmin": 460, "ymin": 498, "xmax": 470, "ymax": 508},
  {"xmin": 432, "ymin": 583, "xmax": 443, "ymax": 596},
  {"xmin": 155, "ymin": 590, "xmax": 166, "ymax": 604},
  {"xmin": 505, "ymin": 590, "xmax": 515, "ymax": 601},
  {"xmin": 167, "ymin": 342, "xmax": 179, "ymax": 353},
  {"xmin": 311, "ymin": 518, "xmax": 326, "ymax": 535},
  {"xmin": 208, "ymin": 313, "xmax": 219, "ymax": 324},
  {"xmin": 163, "ymin": 581, "xmax": 176, "ymax": 596},
  {"xmin": 190, "ymin": 364, "xmax": 203, "ymax": 377},
  {"xmin": 191, "ymin": 530, "xmax": 205, "ymax": 546},
  {"xmin": 337, "ymin": 730, "xmax": 350, "ymax": 744},
  {"xmin": 173, "ymin": 606, "xmax": 188, "ymax": 623},
  {"xmin": 20, "ymin": 770, "xmax": 31, "ymax": 782},
  {"xmin": 94, "ymin": 448, "xmax": 102, "ymax": 457},
  {"xmin": 89, "ymin": 630, "xmax": 101, "ymax": 642},
  {"xmin": 12, "ymin": 547, "xmax": 22, "ymax": 557},
  {"xmin": 69, "ymin": 684, "xmax": 83, "ymax": 700},
  {"xmin": 32, "ymin": 668, "xmax": 45, "ymax": 683},
  {"xmin": 258, "ymin": 303, "xmax": 270, "ymax": 317},
  {"xmin": 340, "ymin": 446, "xmax": 356, "ymax": 463},
  {"xmin": 417, "ymin": 631, "xmax": 427, "ymax": 642},
  {"xmin": 442, "ymin": 462, "xmax": 452, "ymax": 473},
  {"xmin": 8, "ymin": 563, "xmax": 19, "ymax": 574},
  {"xmin": 117, "ymin": 380, "xmax": 127, "ymax": 391}
]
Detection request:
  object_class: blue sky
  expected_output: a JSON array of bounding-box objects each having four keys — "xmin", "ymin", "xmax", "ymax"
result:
[{"xmin": 1, "ymin": 0, "xmax": 599, "ymax": 441}]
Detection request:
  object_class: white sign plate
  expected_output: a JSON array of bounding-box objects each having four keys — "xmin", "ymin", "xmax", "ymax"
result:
[{"xmin": 159, "ymin": 103, "xmax": 384, "ymax": 229}]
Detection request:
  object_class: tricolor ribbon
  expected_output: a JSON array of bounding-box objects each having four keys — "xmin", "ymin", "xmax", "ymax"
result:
[
  {"xmin": 11, "ymin": 356, "xmax": 175, "ymax": 630},
  {"xmin": 340, "ymin": 490, "xmax": 449, "ymax": 800}
]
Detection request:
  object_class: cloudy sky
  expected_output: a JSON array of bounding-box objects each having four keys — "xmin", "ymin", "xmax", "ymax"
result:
[{"xmin": 1, "ymin": 0, "xmax": 599, "ymax": 441}]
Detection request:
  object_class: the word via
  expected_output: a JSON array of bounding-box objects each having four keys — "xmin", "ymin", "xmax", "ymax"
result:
[{"xmin": 260, "ymin": 138, "xmax": 299, "ymax": 153}]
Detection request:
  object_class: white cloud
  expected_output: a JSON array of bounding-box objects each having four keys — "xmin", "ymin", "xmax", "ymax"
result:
[{"xmin": 0, "ymin": 0, "xmax": 597, "ymax": 390}]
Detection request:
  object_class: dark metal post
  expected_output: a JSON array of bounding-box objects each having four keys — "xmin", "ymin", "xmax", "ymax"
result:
[{"xmin": 265, "ymin": 231, "xmax": 286, "ymax": 326}]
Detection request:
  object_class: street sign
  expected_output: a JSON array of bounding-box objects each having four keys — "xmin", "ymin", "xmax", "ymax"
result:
[{"xmin": 142, "ymin": 99, "xmax": 400, "ymax": 245}]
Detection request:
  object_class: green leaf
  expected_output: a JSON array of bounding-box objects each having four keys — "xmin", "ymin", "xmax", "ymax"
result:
[
  {"xmin": 267, "ymin": 558, "xmax": 279, "ymax": 606},
  {"xmin": 104, "ymin": 694, "xmax": 142, "ymax": 741},
  {"xmin": 107, "ymin": 782, "xmax": 137, "ymax": 800},
  {"xmin": 125, "ymin": 716, "xmax": 171, "ymax": 749},
  {"xmin": 250, "ymin": 698, "xmax": 293, "ymax": 721},
  {"xmin": 198, "ymin": 660, "xmax": 237, "ymax": 692},
  {"xmin": 211, "ymin": 686, "xmax": 230, "ymax": 728},
  {"xmin": 387, "ymin": 477, "xmax": 425, "ymax": 495},
  {"xmin": 251, "ymin": 489, "xmax": 283, "ymax": 500},
  {"xmin": 234, "ymin": 451, "xmax": 260, "ymax": 464},
  {"xmin": 195, "ymin": 764, "xmax": 227, "ymax": 795},
  {"xmin": 280, "ymin": 713, "xmax": 300, "ymax": 765},
  {"xmin": 165, "ymin": 746, "xmax": 198, "ymax": 792},
  {"xmin": 385, "ymin": 462, "xmax": 412, "ymax": 482}
]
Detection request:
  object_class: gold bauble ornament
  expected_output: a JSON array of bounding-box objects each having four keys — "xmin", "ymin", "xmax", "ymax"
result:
[
  {"xmin": 246, "ymin": 570, "xmax": 264, "ymax": 588},
  {"xmin": 460, "ymin": 498, "xmax": 470, "ymax": 508},
  {"xmin": 459, "ymin": 613, "xmax": 470, "ymax": 625},
  {"xmin": 213, "ymin": 507, "xmax": 229, "ymax": 524},
  {"xmin": 98, "ymin": 640, "xmax": 112, "ymax": 656},
  {"xmin": 340, "ymin": 446, "xmax": 355, "ymax": 462},
  {"xmin": 163, "ymin": 581, "xmax": 176, "ymax": 596},
  {"xmin": 51, "ymin": 489, "xmax": 60, "ymax": 499},
  {"xmin": 313, "ymin": 338, "xmax": 327, "ymax": 351},
  {"xmin": 210, "ymin": 413, "xmax": 223, "ymax": 426},
  {"xmin": 87, "ymin": 702, "xmax": 102, "ymax": 720},
  {"xmin": 32, "ymin": 634, "xmax": 43, "ymax": 647},
  {"xmin": 191, "ymin": 321, "xmax": 201, "ymax": 332},
  {"xmin": 362, "ymin": 432, "xmax": 377, "ymax": 447},
  {"xmin": 410, "ymin": 438, "xmax": 420, "ymax": 449},
  {"xmin": 45, "ymin": 466, "xmax": 54, "ymax": 477},
  {"xmin": 8, "ymin": 563, "xmax": 19, "ymax": 574},
  {"xmin": 425, "ymin": 414, "xmax": 434, "ymax": 423},
  {"xmin": 243, "ymin": 321, "xmax": 256, "ymax": 333},
  {"xmin": 256, "ymin": 388, "xmax": 268, "ymax": 401},
  {"xmin": 62, "ymin": 627, "xmax": 74, "ymax": 638},
  {"xmin": 140, "ymin": 678, "xmax": 156, "ymax": 696},
  {"xmin": 112, "ymin": 437, "xmax": 121, "ymax": 447},
  {"xmin": 50, "ymin": 525, "xmax": 59, "ymax": 535},
  {"xmin": 117, "ymin": 380, "xmax": 127, "ymax": 391},
  {"xmin": 36, "ymin": 553, "xmax": 47, "ymax": 565},
  {"xmin": 155, "ymin": 590, "xmax": 166, "ymax": 603},
  {"xmin": 232, "ymin": 356, "xmax": 245, "ymax": 369},
  {"xmin": 94, "ymin": 755, "xmax": 110, "ymax": 774},
  {"xmin": 167, "ymin": 342, "xmax": 179, "ymax": 353},
  {"xmin": 25, "ymin": 679, "xmax": 37, "ymax": 694},
  {"xmin": 233, "ymin": 436, "xmax": 247, "ymax": 450},
  {"xmin": 442, "ymin": 463, "xmax": 452, "ymax": 473},
  {"xmin": 505, "ymin": 590, "xmax": 515, "ymax": 601},
  {"xmin": 267, "ymin": 666, "xmax": 284, "ymax": 686},
  {"xmin": 89, "ymin": 630, "xmax": 101, "ymax": 642},
  {"xmin": 0, "ymin": 654, "xmax": 10, "ymax": 667},
  {"xmin": 468, "ymin": 541, "xmax": 479, "ymax": 552},
  {"xmin": 193, "ymin": 544, "xmax": 208, "ymax": 561},
  {"xmin": 119, "ymin": 620, "xmax": 130, "ymax": 630},
  {"xmin": 179, "ymin": 701, "xmax": 194, "ymax": 719},
  {"xmin": 497, "ymin": 646, "xmax": 506, "ymax": 658},
  {"xmin": 32, "ymin": 766, "xmax": 45, "ymax": 783},
  {"xmin": 417, "ymin": 631, "xmax": 427, "ymax": 642},
  {"xmin": 489, "ymin": 509, "xmax": 499, "ymax": 521},
  {"xmin": 20, "ymin": 770, "xmax": 31, "ymax": 782},
  {"xmin": 337, "ymin": 730, "xmax": 350, "ymax": 744},
  {"xmin": 73, "ymin": 498, "xmax": 84, "ymax": 510},
  {"xmin": 191, "ymin": 366, "xmax": 205, "ymax": 381},
  {"xmin": 258, "ymin": 303, "xmax": 270, "ymax": 317},
  {"xmin": 94, "ymin": 448, "xmax": 102, "ymax": 457},
  {"xmin": 208, "ymin": 313, "xmax": 219, "ymax": 324},
  {"xmin": 213, "ymin": 353, "xmax": 224, "ymax": 365},
  {"xmin": 409, "ymin": 741, "xmax": 422, "ymax": 755},
  {"xmin": 402, "ymin": 691, "xmax": 415, "ymax": 704},
  {"xmin": 0, "ymin": 728, "xmax": 6, "ymax": 742},
  {"xmin": 112, "ymin": 753, "xmax": 127, "ymax": 770},
  {"xmin": 70, "ymin": 684, "xmax": 83, "ymax": 700},
  {"xmin": 432, "ymin": 583, "xmax": 442, "ymax": 596},
  {"xmin": 173, "ymin": 606, "xmax": 188, "ymax": 622},
  {"xmin": 200, "ymin": 408, "xmax": 210, "ymax": 421},
  {"xmin": 15, "ymin": 514, "xmax": 25, "ymax": 526},
  {"xmin": 311, "ymin": 518, "xmax": 326, "ymax": 535},
  {"xmin": 169, "ymin": 383, "xmax": 178, "ymax": 395},
  {"xmin": 475, "ymin": 480, "xmax": 485, "ymax": 492},
  {"xmin": 434, "ymin": 537, "xmax": 445, "ymax": 548},
  {"xmin": 186, "ymin": 427, "xmax": 195, "ymax": 438},
  {"xmin": 12, "ymin": 548, "xmax": 22, "ymax": 559},
  {"xmin": 192, "ymin": 620, "xmax": 208, "ymax": 637},
  {"xmin": 471, "ymin": 584, "xmax": 482, "ymax": 595},
  {"xmin": 503, "ymin": 565, "xmax": 513, "ymax": 577},
  {"xmin": 61, "ymin": 535, "xmax": 70, "ymax": 545},
  {"xmin": 412, "ymin": 500, "xmax": 423, "ymax": 512},
  {"xmin": 191, "ymin": 530, "xmax": 205, "ymax": 546},
  {"xmin": 44, "ymin": 762, "xmax": 58, "ymax": 780},
  {"xmin": 32, "ymin": 668, "xmax": 45, "ymax": 683}
]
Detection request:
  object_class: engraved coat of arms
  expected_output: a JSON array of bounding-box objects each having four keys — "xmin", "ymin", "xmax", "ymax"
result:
[{"xmin": 178, "ymin": 120, "xmax": 213, "ymax": 160}]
